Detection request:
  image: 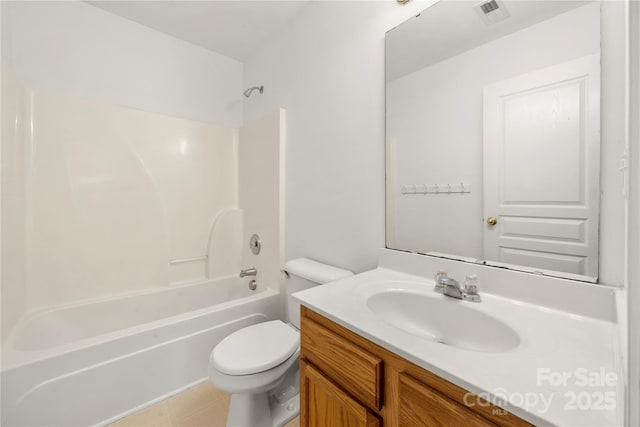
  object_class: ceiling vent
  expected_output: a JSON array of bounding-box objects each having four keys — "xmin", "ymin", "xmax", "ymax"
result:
[{"xmin": 474, "ymin": 0, "xmax": 510, "ymax": 25}]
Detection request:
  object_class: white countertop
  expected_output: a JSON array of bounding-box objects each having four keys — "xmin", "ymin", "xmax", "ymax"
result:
[{"xmin": 293, "ymin": 267, "xmax": 622, "ymax": 427}]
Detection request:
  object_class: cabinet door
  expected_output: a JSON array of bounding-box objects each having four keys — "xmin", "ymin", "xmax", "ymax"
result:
[
  {"xmin": 398, "ymin": 374, "xmax": 497, "ymax": 427},
  {"xmin": 301, "ymin": 316, "xmax": 383, "ymax": 409},
  {"xmin": 301, "ymin": 360, "xmax": 381, "ymax": 427}
]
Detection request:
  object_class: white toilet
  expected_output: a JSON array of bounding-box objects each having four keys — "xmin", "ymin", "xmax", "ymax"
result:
[{"xmin": 208, "ymin": 258, "xmax": 353, "ymax": 427}]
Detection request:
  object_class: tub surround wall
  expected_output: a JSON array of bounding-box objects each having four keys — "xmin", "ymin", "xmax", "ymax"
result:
[
  {"xmin": 206, "ymin": 208, "xmax": 244, "ymax": 280},
  {"xmin": 1, "ymin": 64, "xmax": 27, "ymax": 342},
  {"xmin": 0, "ymin": 81, "xmax": 285, "ymax": 340},
  {"xmin": 24, "ymin": 89, "xmax": 240, "ymax": 310},
  {"xmin": 238, "ymin": 109, "xmax": 286, "ymax": 293}
]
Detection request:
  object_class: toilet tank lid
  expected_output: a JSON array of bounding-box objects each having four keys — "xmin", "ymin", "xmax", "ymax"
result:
[{"xmin": 285, "ymin": 258, "xmax": 353, "ymax": 284}]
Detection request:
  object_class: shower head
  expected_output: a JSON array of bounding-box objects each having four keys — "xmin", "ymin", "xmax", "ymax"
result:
[{"xmin": 243, "ymin": 85, "xmax": 264, "ymax": 98}]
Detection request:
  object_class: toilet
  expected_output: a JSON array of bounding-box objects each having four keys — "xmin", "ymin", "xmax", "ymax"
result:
[{"xmin": 208, "ymin": 258, "xmax": 353, "ymax": 427}]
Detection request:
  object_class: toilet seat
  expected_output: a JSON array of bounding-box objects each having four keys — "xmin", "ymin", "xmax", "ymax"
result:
[
  {"xmin": 209, "ymin": 347, "xmax": 300, "ymax": 394},
  {"xmin": 212, "ymin": 320, "xmax": 299, "ymax": 376}
]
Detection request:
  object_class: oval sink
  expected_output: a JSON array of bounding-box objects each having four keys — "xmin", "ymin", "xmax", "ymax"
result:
[{"xmin": 367, "ymin": 291, "xmax": 520, "ymax": 353}]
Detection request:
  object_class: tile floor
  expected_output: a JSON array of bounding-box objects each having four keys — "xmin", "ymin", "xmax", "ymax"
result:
[{"xmin": 109, "ymin": 381, "xmax": 300, "ymax": 427}]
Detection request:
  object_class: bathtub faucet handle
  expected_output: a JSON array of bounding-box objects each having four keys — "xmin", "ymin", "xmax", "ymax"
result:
[{"xmin": 239, "ymin": 267, "xmax": 257, "ymax": 278}]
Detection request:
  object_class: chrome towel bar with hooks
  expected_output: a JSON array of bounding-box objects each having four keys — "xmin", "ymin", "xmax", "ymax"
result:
[{"xmin": 401, "ymin": 183, "xmax": 471, "ymax": 195}]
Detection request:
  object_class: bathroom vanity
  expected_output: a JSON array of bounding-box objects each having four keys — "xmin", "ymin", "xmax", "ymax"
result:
[
  {"xmin": 335, "ymin": 1, "xmax": 628, "ymax": 423},
  {"xmin": 293, "ymin": 249, "xmax": 622, "ymax": 427},
  {"xmin": 299, "ymin": 306, "xmax": 531, "ymax": 427}
]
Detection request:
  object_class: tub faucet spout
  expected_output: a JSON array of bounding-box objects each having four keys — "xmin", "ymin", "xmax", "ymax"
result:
[{"xmin": 240, "ymin": 267, "xmax": 257, "ymax": 278}]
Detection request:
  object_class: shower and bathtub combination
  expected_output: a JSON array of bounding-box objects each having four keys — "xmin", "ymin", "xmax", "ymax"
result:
[
  {"xmin": 1, "ymin": 278, "xmax": 279, "ymax": 426},
  {"xmin": 0, "ymin": 78, "xmax": 284, "ymax": 425},
  {"xmin": 1, "ymin": 4, "xmax": 286, "ymax": 420}
]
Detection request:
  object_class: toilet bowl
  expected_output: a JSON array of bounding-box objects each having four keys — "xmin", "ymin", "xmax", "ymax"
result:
[{"xmin": 208, "ymin": 258, "xmax": 353, "ymax": 427}]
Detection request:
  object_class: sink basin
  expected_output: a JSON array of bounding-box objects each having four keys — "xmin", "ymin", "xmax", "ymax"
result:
[{"xmin": 367, "ymin": 291, "xmax": 520, "ymax": 353}]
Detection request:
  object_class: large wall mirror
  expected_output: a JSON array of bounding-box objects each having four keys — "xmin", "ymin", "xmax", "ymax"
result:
[{"xmin": 385, "ymin": 0, "xmax": 627, "ymax": 283}]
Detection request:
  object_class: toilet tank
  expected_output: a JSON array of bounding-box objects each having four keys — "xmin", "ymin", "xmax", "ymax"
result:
[{"xmin": 284, "ymin": 258, "xmax": 353, "ymax": 329}]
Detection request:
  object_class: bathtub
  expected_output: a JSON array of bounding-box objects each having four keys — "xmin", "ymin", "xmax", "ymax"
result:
[{"xmin": 0, "ymin": 276, "xmax": 280, "ymax": 426}]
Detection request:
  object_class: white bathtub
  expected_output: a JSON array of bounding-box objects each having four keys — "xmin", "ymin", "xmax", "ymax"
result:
[{"xmin": 0, "ymin": 277, "xmax": 280, "ymax": 426}]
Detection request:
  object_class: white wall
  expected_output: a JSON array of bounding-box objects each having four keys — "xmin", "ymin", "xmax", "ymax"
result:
[
  {"xmin": 1, "ymin": 1, "xmax": 243, "ymax": 128},
  {"xmin": 243, "ymin": 1, "xmax": 432, "ymax": 273}
]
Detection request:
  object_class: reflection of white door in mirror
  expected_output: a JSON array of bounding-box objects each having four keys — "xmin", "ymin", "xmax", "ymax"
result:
[{"xmin": 483, "ymin": 54, "xmax": 600, "ymax": 281}]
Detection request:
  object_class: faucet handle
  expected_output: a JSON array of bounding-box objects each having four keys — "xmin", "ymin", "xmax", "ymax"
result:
[
  {"xmin": 434, "ymin": 271, "xmax": 448, "ymax": 293},
  {"xmin": 464, "ymin": 274, "xmax": 480, "ymax": 295},
  {"xmin": 435, "ymin": 270, "xmax": 448, "ymax": 282}
]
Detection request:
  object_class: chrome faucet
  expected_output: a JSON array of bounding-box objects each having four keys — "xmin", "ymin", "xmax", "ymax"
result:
[
  {"xmin": 434, "ymin": 271, "xmax": 481, "ymax": 302},
  {"xmin": 239, "ymin": 267, "xmax": 257, "ymax": 278}
]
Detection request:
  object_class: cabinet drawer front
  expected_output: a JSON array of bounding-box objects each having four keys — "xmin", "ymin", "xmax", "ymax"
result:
[
  {"xmin": 302, "ymin": 361, "xmax": 381, "ymax": 427},
  {"xmin": 399, "ymin": 373, "xmax": 498, "ymax": 427},
  {"xmin": 301, "ymin": 317, "xmax": 383, "ymax": 410}
]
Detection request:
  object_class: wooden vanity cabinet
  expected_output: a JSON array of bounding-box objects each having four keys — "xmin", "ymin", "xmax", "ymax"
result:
[
  {"xmin": 299, "ymin": 306, "xmax": 533, "ymax": 427},
  {"xmin": 397, "ymin": 373, "xmax": 497, "ymax": 427},
  {"xmin": 301, "ymin": 360, "xmax": 381, "ymax": 427}
]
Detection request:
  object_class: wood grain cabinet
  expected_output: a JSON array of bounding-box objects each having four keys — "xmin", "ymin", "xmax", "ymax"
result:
[
  {"xmin": 301, "ymin": 360, "xmax": 381, "ymax": 427},
  {"xmin": 300, "ymin": 307, "xmax": 533, "ymax": 427}
]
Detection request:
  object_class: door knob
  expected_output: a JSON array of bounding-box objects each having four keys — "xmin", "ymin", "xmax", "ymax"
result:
[{"xmin": 487, "ymin": 216, "xmax": 498, "ymax": 226}]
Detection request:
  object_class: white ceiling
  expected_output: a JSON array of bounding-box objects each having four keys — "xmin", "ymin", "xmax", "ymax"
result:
[
  {"xmin": 88, "ymin": 1, "xmax": 309, "ymax": 61},
  {"xmin": 386, "ymin": 1, "xmax": 592, "ymax": 81}
]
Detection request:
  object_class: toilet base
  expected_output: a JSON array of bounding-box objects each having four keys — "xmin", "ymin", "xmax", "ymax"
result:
[
  {"xmin": 223, "ymin": 363, "xmax": 300, "ymax": 427},
  {"xmin": 227, "ymin": 392, "xmax": 270, "ymax": 427},
  {"xmin": 270, "ymin": 393, "xmax": 299, "ymax": 427},
  {"xmin": 226, "ymin": 392, "xmax": 299, "ymax": 427}
]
